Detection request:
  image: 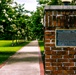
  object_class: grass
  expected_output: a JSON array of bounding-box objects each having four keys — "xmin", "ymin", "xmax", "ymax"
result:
[
  {"xmin": 0, "ymin": 40, "xmax": 30, "ymax": 64},
  {"xmin": 38, "ymin": 41, "xmax": 45, "ymax": 68},
  {"xmin": 0, "ymin": 40, "xmax": 13, "ymax": 47}
]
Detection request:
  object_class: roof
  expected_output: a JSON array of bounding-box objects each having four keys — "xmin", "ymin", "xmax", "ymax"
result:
[{"xmin": 44, "ymin": 5, "xmax": 76, "ymax": 11}]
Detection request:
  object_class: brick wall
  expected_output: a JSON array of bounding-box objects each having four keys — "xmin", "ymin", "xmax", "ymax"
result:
[{"xmin": 44, "ymin": 11, "xmax": 76, "ymax": 75}]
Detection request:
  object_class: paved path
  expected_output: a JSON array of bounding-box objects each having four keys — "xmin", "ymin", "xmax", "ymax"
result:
[{"xmin": 0, "ymin": 40, "xmax": 44, "ymax": 75}]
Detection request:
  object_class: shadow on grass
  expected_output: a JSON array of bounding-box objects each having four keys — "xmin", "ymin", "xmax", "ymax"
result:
[
  {"xmin": 0, "ymin": 52, "xmax": 15, "ymax": 64},
  {"xmin": 0, "ymin": 41, "xmax": 30, "ymax": 64}
]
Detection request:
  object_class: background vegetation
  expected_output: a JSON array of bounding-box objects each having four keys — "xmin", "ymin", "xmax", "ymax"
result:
[{"xmin": 0, "ymin": 0, "xmax": 76, "ymax": 42}]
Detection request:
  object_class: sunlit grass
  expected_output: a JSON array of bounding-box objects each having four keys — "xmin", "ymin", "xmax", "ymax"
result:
[
  {"xmin": 38, "ymin": 41, "xmax": 44, "ymax": 52},
  {"xmin": 0, "ymin": 40, "xmax": 12, "ymax": 47}
]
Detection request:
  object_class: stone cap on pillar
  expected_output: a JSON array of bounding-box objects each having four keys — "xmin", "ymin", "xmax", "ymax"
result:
[{"xmin": 44, "ymin": 5, "xmax": 76, "ymax": 11}]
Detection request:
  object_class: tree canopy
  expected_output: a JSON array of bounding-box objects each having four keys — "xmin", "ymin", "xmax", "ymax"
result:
[
  {"xmin": 0, "ymin": 0, "xmax": 76, "ymax": 42},
  {"xmin": 0, "ymin": 0, "xmax": 44, "ymax": 41}
]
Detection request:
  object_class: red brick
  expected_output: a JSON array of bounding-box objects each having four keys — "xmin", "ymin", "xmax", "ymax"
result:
[
  {"xmin": 52, "ymin": 55, "xmax": 62, "ymax": 58},
  {"xmin": 53, "ymin": 70, "xmax": 62, "ymax": 74},
  {"xmin": 45, "ymin": 59, "xmax": 50, "ymax": 62},
  {"xmin": 52, "ymin": 47, "xmax": 61, "ymax": 50},
  {"xmin": 51, "ymin": 62, "xmax": 62, "ymax": 66},
  {"xmin": 58, "ymin": 67, "xmax": 68, "ymax": 70},
  {"xmin": 69, "ymin": 59, "xmax": 76, "ymax": 62},
  {"xmin": 69, "ymin": 51, "xmax": 76, "ymax": 55},
  {"xmin": 45, "ymin": 55, "xmax": 50, "ymax": 59},
  {"xmin": 45, "ymin": 71, "xmax": 50, "ymax": 74},
  {"xmin": 67, "ymin": 48, "xmax": 74, "ymax": 51},
  {"xmin": 50, "ymin": 44, "xmax": 55, "ymax": 47},
  {"xmin": 45, "ymin": 63, "xmax": 50, "ymax": 66},
  {"xmin": 51, "ymin": 32, "xmax": 55, "ymax": 34},
  {"xmin": 45, "ymin": 59, "xmax": 56, "ymax": 62},
  {"xmin": 50, "ymin": 59, "xmax": 56, "ymax": 62},
  {"xmin": 45, "ymin": 66, "xmax": 56, "ymax": 70},
  {"xmin": 57, "ymin": 51, "xmax": 68, "ymax": 55},
  {"xmin": 45, "ymin": 40, "xmax": 50, "ymax": 42},
  {"xmin": 52, "ymin": 39, "xmax": 55, "ymax": 42},
  {"xmin": 45, "ymin": 43, "xmax": 50, "ymax": 46},
  {"xmin": 45, "ymin": 36, "xmax": 50, "ymax": 39},
  {"xmin": 45, "ymin": 51, "xmax": 56, "ymax": 55},
  {"xmin": 64, "ymin": 55, "xmax": 74, "ymax": 58},
  {"xmin": 45, "ymin": 47, "xmax": 50, "ymax": 51},
  {"xmin": 62, "ymin": 70, "xmax": 69, "ymax": 74},
  {"xmin": 58, "ymin": 59, "xmax": 68, "ymax": 62},
  {"xmin": 52, "ymin": 70, "xmax": 75, "ymax": 74},
  {"xmin": 45, "ymin": 32, "xmax": 50, "ymax": 34},
  {"xmin": 66, "ymin": 70, "xmax": 75, "ymax": 74},
  {"xmin": 63, "ymin": 62, "xmax": 74, "ymax": 66},
  {"xmin": 69, "ymin": 67, "xmax": 76, "ymax": 70},
  {"xmin": 45, "ymin": 51, "xmax": 52, "ymax": 55},
  {"xmin": 45, "ymin": 32, "xmax": 55, "ymax": 36},
  {"xmin": 50, "ymin": 35, "xmax": 55, "ymax": 39},
  {"xmin": 63, "ymin": 48, "xmax": 68, "ymax": 50}
]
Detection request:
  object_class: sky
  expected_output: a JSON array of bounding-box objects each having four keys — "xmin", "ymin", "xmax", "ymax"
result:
[{"xmin": 14, "ymin": 0, "xmax": 38, "ymax": 11}]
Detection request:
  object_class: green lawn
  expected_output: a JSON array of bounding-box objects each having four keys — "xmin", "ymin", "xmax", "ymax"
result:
[
  {"xmin": 0, "ymin": 40, "xmax": 13, "ymax": 47},
  {"xmin": 38, "ymin": 41, "xmax": 45, "ymax": 67},
  {"xmin": 0, "ymin": 40, "xmax": 30, "ymax": 64}
]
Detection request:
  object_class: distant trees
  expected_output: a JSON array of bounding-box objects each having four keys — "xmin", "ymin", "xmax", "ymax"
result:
[
  {"xmin": 37, "ymin": 0, "xmax": 76, "ymax": 5},
  {"xmin": 37, "ymin": 0, "xmax": 62, "ymax": 5},
  {"xmin": 30, "ymin": 7, "xmax": 44, "ymax": 40},
  {"xmin": 0, "ymin": 0, "xmax": 76, "ymax": 42}
]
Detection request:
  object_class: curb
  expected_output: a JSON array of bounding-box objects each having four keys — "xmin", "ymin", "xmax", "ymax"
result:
[
  {"xmin": 0, "ymin": 62, "xmax": 6, "ymax": 69},
  {"xmin": 38, "ymin": 46, "xmax": 44, "ymax": 75}
]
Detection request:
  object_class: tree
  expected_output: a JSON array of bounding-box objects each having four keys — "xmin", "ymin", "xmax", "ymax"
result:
[
  {"xmin": 71, "ymin": 0, "xmax": 76, "ymax": 5},
  {"xmin": 30, "ymin": 7, "xmax": 44, "ymax": 40},
  {"xmin": 37, "ymin": 0, "xmax": 76, "ymax": 5},
  {"xmin": 37, "ymin": 0, "xmax": 62, "ymax": 5},
  {"xmin": 0, "ymin": 0, "xmax": 14, "ymax": 39},
  {"xmin": 0, "ymin": 0, "xmax": 30, "ymax": 44}
]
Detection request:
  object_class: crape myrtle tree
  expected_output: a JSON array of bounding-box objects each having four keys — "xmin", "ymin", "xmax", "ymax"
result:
[
  {"xmin": 0, "ymin": 0, "xmax": 30, "ymax": 45},
  {"xmin": 9, "ymin": 3, "xmax": 30, "ymax": 45},
  {"xmin": 0, "ymin": 0, "xmax": 14, "ymax": 39}
]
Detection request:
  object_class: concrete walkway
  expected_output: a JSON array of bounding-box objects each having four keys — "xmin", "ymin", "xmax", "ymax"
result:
[{"xmin": 0, "ymin": 40, "xmax": 44, "ymax": 75}]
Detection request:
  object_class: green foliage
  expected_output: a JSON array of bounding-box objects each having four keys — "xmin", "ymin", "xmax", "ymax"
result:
[
  {"xmin": 37, "ymin": 0, "xmax": 49, "ymax": 4},
  {"xmin": 71, "ymin": 0, "xmax": 76, "ymax": 5},
  {"xmin": 0, "ymin": 0, "xmax": 44, "ymax": 40},
  {"xmin": 30, "ymin": 6, "xmax": 44, "ymax": 40},
  {"xmin": 37, "ymin": 0, "xmax": 76, "ymax": 5},
  {"xmin": 37, "ymin": 0, "xmax": 62, "ymax": 5}
]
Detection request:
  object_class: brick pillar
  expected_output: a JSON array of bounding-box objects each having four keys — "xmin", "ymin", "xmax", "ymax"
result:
[
  {"xmin": 44, "ymin": 7, "xmax": 76, "ymax": 74},
  {"xmin": 45, "ymin": 29, "xmax": 76, "ymax": 75}
]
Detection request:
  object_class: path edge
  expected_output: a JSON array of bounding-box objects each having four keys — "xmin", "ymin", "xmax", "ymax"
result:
[{"xmin": 38, "ymin": 46, "xmax": 45, "ymax": 75}]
